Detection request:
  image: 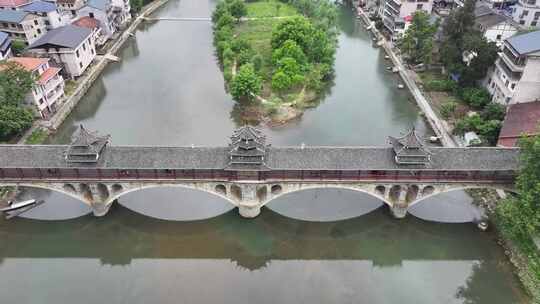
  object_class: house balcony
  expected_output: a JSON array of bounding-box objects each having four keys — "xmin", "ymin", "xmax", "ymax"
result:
[
  {"xmin": 491, "ymin": 69, "xmax": 513, "ymax": 101},
  {"xmin": 42, "ymin": 75, "xmax": 64, "ymax": 95},
  {"xmin": 45, "ymin": 86, "xmax": 64, "ymax": 104},
  {"xmin": 499, "ymin": 52, "xmax": 525, "ymax": 72},
  {"xmin": 496, "ymin": 59, "xmax": 522, "ymax": 81}
]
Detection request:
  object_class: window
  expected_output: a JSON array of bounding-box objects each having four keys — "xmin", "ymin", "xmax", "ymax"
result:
[
  {"xmin": 37, "ymin": 29, "xmax": 41, "ymax": 34},
  {"xmin": 91, "ymin": 48, "xmax": 94, "ymax": 55},
  {"xmin": 496, "ymin": 34, "xmax": 502, "ymax": 40},
  {"xmin": 505, "ymin": 79, "xmax": 509, "ymax": 86},
  {"xmin": 34, "ymin": 20, "xmax": 38, "ymax": 25},
  {"xmin": 505, "ymin": 97, "xmax": 511, "ymax": 104},
  {"xmin": 76, "ymin": 49, "xmax": 79, "ymax": 57},
  {"xmin": 520, "ymin": 19, "xmax": 525, "ymax": 25},
  {"xmin": 535, "ymin": 12, "xmax": 540, "ymax": 20},
  {"xmin": 511, "ymin": 83, "xmax": 516, "ymax": 90},
  {"xmin": 44, "ymin": 20, "xmax": 50, "ymax": 26},
  {"xmin": 82, "ymin": 43, "xmax": 86, "ymax": 51},
  {"xmin": 532, "ymin": 21, "xmax": 538, "ymax": 26},
  {"xmin": 89, "ymin": 12, "xmax": 94, "ymax": 18},
  {"xmin": 417, "ymin": 3, "xmax": 423, "ymax": 9},
  {"xmin": 522, "ymin": 10, "xmax": 529, "ymax": 16},
  {"xmin": 488, "ymin": 78, "xmax": 492, "ymax": 85},
  {"xmin": 79, "ymin": 62, "xmax": 83, "ymax": 68}
]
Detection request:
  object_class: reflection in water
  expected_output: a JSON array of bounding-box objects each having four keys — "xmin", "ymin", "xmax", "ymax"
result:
[
  {"xmin": 118, "ymin": 187, "xmax": 234, "ymax": 220},
  {"xmin": 266, "ymin": 188, "xmax": 384, "ymax": 222},
  {"xmin": 15, "ymin": 187, "xmax": 91, "ymax": 220},
  {"xmin": 409, "ymin": 191, "xmax": 484, "ymax": 223},
  {"xmin": 0, "ymin": 207, "xmax": 526, "ymax": 303}
]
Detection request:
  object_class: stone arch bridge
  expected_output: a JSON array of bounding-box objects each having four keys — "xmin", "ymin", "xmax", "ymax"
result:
[{"xmin": 0, "ymin": 126, "xmax": 519, "ymax": 219}]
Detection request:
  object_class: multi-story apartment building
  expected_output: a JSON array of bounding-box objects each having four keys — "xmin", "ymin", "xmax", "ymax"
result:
[
  {"xmin": 7, "ymin": 57, "xmax": 65, "ymax": 119},
  {"xmin": 21, "ymin": 0, "xmax": 69, "ymax": 29},
  {"xmin": 486, "ymin": 30, "xmax": 540, "ymax": 104},
  {"xmin": 27, "ymin": 24, "xmax": 96, "ymax": 78},
  {"xmin": 0, "ymin": 31, "xmax": 11, "ymax": 59},
  {"xmin": 0, "ymin": 9, "xmax": 47, "ymax": 45},
  {"xmin": 512, "ymin": 0, "xmax": 540, "ymax": 28},
  {"xmin": 56, "ymin": 0, "xmax": 86, "ymax": 18},
  {"xmin": 379, "ymin": 0, "xmax": 434, "ymax": 38},
  {"xmin": 475, "ymin": 4, "xmax": 520, "ymax": 45},
  {"xmin": 78, "ymin": 0, "xmax": 116, "ymax": 39}
]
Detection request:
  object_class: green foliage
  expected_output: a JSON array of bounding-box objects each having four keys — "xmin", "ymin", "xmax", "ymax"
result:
[
  {"xmin": 230, "ymin": 64, "xmax": 262, "ymax": 100},
  {"xmin": 424, "ymin": 79, "xmax": 456, "ymax": 92},
  {"xmin": 440, "ymin": 101, "xmax": 457, "ymax": 119},
  {"xmin": 495, "ymin": 134, "xmax": 540, "ymax": 294},
  {"xmin": 305, "ymin": 64, "xmax": 325, "ymax": 92},
  {"xmin": 271, "ymin": 16, "xmax": 313, "ymax": 52},
  {"xmin": 251, "ymin": 53, "xmax": 263, "ymax": 71},
  {"xmin": 399, "ymin": 11, "xmax": 439, "ymax": 64},
  {"xmin": 238, "ymin": 48, "xmax": 255, "ymax": 65},
  {"xmin": 130, "ymin": 0, "xmax": 143, "ymax": 12},
  {"xmin": 223, "ymin": 48, "xmax": 235, "ymax": 62},
  {"xmin": 461, "ymin": 87, "xmax": 491, "ymax": 109},
  {"xmin": 453, "ymin": 113, "xmax": 502, "ymax": 145},
  {"xmin": 0, "ymin": 61, "xmax": 35, "ymax": 106},
  {"xmin": 10, "ymin": 40, "xmax": 26, "ymax": 56},
  {"xmin": 271, "ymin": 39, "xmax": 306, "ymax": 65},
  {"xmin": 229, "ymin": 0, "xmax": 247, "ymax": 20},
  {"xmin": 440, "ymin": 0, "xmax": 498, "ymax": 86},
  {"xmin": 25, "ymin": 128, "xmax": 48, "ymax": 144},
  {"xmin": 0, "ymin": 105, "xmax": 34, "ymax": 141},
  {"xmin": 481, "ymin": 103, "xmax": 506, "ymax": 121},
  {"xmin": 231, "ymin": 37, "xmax": 251, "ymax": 53},
  {"xmin": 271, "ymin": 70, "xmax": 292, "ymax": 92},
  {"xmin": 216, "ymin": 12, "xmax": 235, "ymax": 29}
]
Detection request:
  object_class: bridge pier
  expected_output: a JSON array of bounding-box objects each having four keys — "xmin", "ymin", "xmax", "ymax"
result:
[
  {"xmin": 238, "ymin": 204, "xmax": 261, "ymax": 218},
  {"xmin": 91, "ymin": 201, "xmax": 113, "ymax": 217}
]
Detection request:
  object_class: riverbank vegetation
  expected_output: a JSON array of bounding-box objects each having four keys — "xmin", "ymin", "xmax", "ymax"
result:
[
  {"xmin": 401, "ymin": 0, "xmax": 504, "ymax": 146},
  {"xmin": 212, "ymin": 0, "xmax": 338, "ymax": 123},
  {"xmin": 0, "ymin": 62, "xmax": 35, "ymax": 142},
  {"xmin": 494, "ymin": 134, "xmax": 540, "ymax": 301}
]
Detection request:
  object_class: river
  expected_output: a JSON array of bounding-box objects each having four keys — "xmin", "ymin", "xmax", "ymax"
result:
[{"xmin": 0, "ymin": 0, "xmax": 528, "ymax": 303}]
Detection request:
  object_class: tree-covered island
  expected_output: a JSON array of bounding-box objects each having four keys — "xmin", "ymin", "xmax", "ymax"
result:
[{"xmin": 212, "ymin": 0, "xmax": 338, "ymax": 124}]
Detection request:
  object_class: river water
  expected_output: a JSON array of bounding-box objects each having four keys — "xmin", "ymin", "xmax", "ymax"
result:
[{"xmin": 0, "ymin": 0, "xmax": 528, "ymax": 303}]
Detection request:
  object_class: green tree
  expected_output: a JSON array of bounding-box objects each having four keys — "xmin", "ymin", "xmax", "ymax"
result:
[
  {"xmin": 497, "ymin": 132, "xmax": 540, "ymax": 237},
  {"xmin": 0, "ymin": 62, "xmax": 35, "ymax": 106},
  {"xmin": 461, "ymin": 87, "xmax": 491, "ymax": 109},
  {"xmin": 481, "ymin": 103, "xmax": 506, "ymax": 121},
  {"xmin": 272, "ymin": 39, "xmax": 307, "ymax": 65},
  {"xmin": 10, "ymin": 40, "xmax": 26, "ymax": 56},
  {"xmin": 440, "ymin": 101, "xmax": 457, "ymax": 119},
  {"xmin": 271, "ymin": 16, "xmax": 314, "ymax": 52},
  {"xmin": 229, "ymin": 0, "xmax": 247, "ymax": 21},
  {"xmin": 399, "ymin": 11, "xmax": 439, "ymax": 64},
  {"xmin": 251, "ymin": 53, "xmax": 263, "ymax": 71},
  {"xmin": 130, "ymin": 0, "xmax": 143, "ymax": 12},
  {"xmin": 440, "ymin": 0, "xmax": 497, "ymax": 86},
  {"xmin": 0, "ymin": 105, "xmax": 34, "ymax": 141},
  {"xmin": 215, "ymin": 12, "xmax": 234, "ymax": 30},
  {"xmin": 271, "ymin": 71, "xmax": 292, "ymax": 92},
  {"xmin": 230, "ymin": 64, "xmax": 261, "ymax": 100}
]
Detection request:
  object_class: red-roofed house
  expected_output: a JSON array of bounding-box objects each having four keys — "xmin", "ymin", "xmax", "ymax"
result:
[
  {"xmin": 497, "ymin": 101, "xmax": 540, "ymax": 146},
  {"xmin": 7, "ymin": 57, "xmax": 65, "ymax": 119},
  {"xmin": 0, "ymin": 0, "xmax": 31, "ymax": 10},
  {"xmin": 73, "ymin": 16, "xmax": 105, "ymax": 45}
]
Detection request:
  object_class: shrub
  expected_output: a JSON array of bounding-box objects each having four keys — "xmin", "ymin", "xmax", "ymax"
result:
[
  {"xmin": 230, "ymin": 64, "xmax": 262, "ymax": 100},
  {"xmin": 251, "ymin": 53, "xmax": 263, "ymax": 71},
  {"xmin": 481, "ymin": 103, "xmax": 506, "ymax": 121},
  {"xmin": 222, "ymin": 48, "xmax": 234, "ymax": 62},
  {"xmin": 0, "ymin": 105, "xmax": 34, "ymax": 141},
  {"xmin": 231, "ymin": 38, "xmax": 251, "ymax": 53},
  {"xmin": 424, "ymin": 79, "xmax": 456, "ymax": 92},
  {"xmin": 461, "ymin": 87, "xmax": 491, "ymax": 109},
  {"xmin": 440, "ymin": 101, "xmax": 457, "ymax": 119}
]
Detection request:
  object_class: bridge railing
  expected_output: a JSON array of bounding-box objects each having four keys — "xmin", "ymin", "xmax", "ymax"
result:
[{"xmin": 0, "ymin": 167, "xmax": 516, "ymax": 184}]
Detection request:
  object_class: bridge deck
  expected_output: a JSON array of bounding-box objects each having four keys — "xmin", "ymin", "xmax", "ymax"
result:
[{"xmin": 0, "ymin": 145, "xmax": 520, "ymax": 171}]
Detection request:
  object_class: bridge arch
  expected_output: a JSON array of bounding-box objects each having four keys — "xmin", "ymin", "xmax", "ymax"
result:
[
  {"xmin": 0, "ymin": 182, "xmax": 93, "ymax": 206},
  {"xmin": 408, "ymin": 184, "xmax": 516, "ymax": 208},
  {"xmin": 260, "ymin": 184, "xmax": 393, "ymax": 208},
  {"xmin": 106, "ymin": 183, "xmax": 239, "ymax": 208}
]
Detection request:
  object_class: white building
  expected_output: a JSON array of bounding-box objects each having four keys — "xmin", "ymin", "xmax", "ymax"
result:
[
  {"xmin": 7, "ymin": 57, "xmax": 65, "ymax": 119},
  {"xmin": 0, "ymin": 9, "xmax": 47, "ymax": 45},
  {"xmin": 379, "ymin": 0, "xmax": 434, "ymax": 38},
  {"xmin": 20, "ymin": 0, "xmax": 69, "ymax": 29},
  {"xmin": 27, "ymin": 24, "xmax": 96, "ymax": 77},
  {"xmin": 486, "ymin": 30, "xmax": 540, "ymax": 104},
  {"xmin": 78, "ymin": 0, "xmax": 115, "ymax": 39},
  {"xmin": 56, "ymin": 0, "xmax": 86, "ymax": 19},
  {"xmin": 72, "ymin": 15, "xmax": 105, "ymax": 45},
  {"xmin": 475, "ymin": 4, "xmax": 520, "ymax": 46},
  {"xmin": 511, "ymin": 0, "xmax": 540, "ymax": 28},
  {"xmin": 0, "ymin": 31, "xmax": 11, "ymax": 59}
]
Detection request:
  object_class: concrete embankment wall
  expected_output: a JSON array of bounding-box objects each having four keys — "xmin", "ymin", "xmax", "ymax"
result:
[{"xmin": 42, "ymin": 0, "xmax": 170, "ymax": 131}]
